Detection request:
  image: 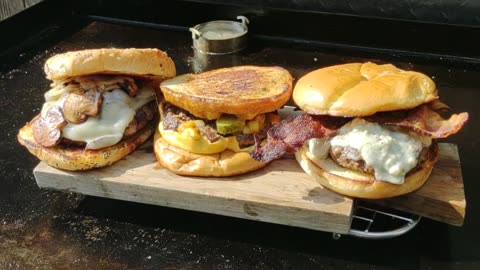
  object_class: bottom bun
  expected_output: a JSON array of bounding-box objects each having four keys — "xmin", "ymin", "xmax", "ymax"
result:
[
  {"xmin": 295, "ymin": 143, "xmax": 439, "ymax": 199},
  {"xmin": 153, "ymin": 130, "xmax": 267, "ymax": 177},
  {"xmin": 17, "ymin": 119, "xmax": 155, "ymax": 171}
]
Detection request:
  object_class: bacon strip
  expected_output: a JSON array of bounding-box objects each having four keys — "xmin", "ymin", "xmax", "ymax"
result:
[
  {"xmin": 366, "ymin": 102, "xmax": 469, "ymax": 139},
  {"xmin": 251, "ymin": 101, "xmax": 468, "ymax": 162},
  {"xmin": 250, "ymin": 114, "xmax": 348, "ymax": 162}
]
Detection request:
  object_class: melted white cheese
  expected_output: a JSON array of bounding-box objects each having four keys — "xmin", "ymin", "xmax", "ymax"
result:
[
  {"xmin": 329, "ymin": 118, "xmax": 423, "ymax": 184},
  {"xmin": 308, "ymin": 138, "xmax": 330, "ymax": 160},
  {"xmin": 42, "ymin": 85, "xmax": 155, "ymax": 150}
]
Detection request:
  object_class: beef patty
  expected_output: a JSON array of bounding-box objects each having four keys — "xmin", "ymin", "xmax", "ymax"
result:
[{"xmin": 329, "ymin": 145, "xmax": 430, "ymax": 175}]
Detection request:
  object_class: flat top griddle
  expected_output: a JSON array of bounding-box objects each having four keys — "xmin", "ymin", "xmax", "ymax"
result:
[{"xmin": 1, "ymin": 2, "xmax": 480, "ymax": 269}]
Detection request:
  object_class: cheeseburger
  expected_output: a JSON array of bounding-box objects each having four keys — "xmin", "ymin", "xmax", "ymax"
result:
[
  {"xmin": 155, "ymin": 65, "xmax": 293, "ymax": 177},
  {"xmin": 18, "ymin": 48, "xmax": 176, "ymax": 170},
  {"xmin": 252, "ymin": 62, "xmax": 468, "ymax": 199}
]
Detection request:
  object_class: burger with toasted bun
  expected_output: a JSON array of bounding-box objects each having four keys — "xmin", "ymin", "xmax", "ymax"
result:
[
  {"xmin": 155, "ymin": 65, "xmax": 293, "ymax": 177},
  {"xmin": 18, "ymin": 48, "xmax": 176, "ymax": 170},
  {"xmin": 252, "ymin": 62, "xmax": 468, "ymax": 199}
]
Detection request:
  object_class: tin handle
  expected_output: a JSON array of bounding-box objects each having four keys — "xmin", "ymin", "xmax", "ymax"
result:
[
  {"xmin": 237, "ymin": 16, "xmax": 249, "ymax": 27},
  {"xmin": 189, "ymin": 27, "xmax": 201, "ymax": 39}
]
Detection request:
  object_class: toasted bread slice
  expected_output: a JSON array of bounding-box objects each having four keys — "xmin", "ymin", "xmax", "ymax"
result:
[{"xmin": 160, "ymin": 66, "xmax": 293, "ymax": 120}]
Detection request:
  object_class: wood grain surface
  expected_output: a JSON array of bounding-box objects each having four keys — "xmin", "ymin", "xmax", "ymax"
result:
[
  {"xmin": 33, "ymin": 143, "xmax": 465, "ymax": 233},
  {"xmin": 377, "ymin": 143, "xmax": 466, "ymax": 226},
  {"xmin": 34, "ymin": 142, "xmax": 354, "ymax": 234}
]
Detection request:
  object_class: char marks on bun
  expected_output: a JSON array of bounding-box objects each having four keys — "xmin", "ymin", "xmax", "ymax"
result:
[
  {"xmin": 155, "ymin": 65, "xmax": 293, "ymax": 177},
  {"xmin": 18, "ymin": 48, "xmax": 176, "ymax": 171},
  {"xmin": 251, "ymin": 62, "xmax": 468, "ymax": 199}
]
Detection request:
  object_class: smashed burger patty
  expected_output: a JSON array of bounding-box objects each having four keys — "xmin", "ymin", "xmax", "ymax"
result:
[{"xmin": 329, "ymin": 144, "xmax": 431, "ymax": 175}]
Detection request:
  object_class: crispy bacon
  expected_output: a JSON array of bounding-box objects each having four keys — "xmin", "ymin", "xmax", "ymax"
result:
[
  {"xmin": 366, "ymin": 101, "xmax": 469, "ymax": 139},
  {"xmin": 251, "ymin": 101, "xmax": 468, "ymax": 163},
  {"xmin": 250, "ymin": 114, "xmax": 349, "ymax": 162},
  {"xmin": 428, "ymin": 99, "xmax": 450, "ymax": 112}
]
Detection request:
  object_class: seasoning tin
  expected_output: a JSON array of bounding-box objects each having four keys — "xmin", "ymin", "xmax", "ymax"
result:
[{"xmin": 190, "ymin": 16, "xmax": 249, "ymax": 54}]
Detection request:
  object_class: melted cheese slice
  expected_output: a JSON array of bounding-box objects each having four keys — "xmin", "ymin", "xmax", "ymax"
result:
[
  {"xmin": 329, "ymin": 118, "xmax": 423, "ymax": 184},
  {"xmin": 159, "ymin": 121, "xmax": 253, "ymax": 155},
  {"xmin": 42, "ymin": 85, "xmax": 155, "ymax": 150}
]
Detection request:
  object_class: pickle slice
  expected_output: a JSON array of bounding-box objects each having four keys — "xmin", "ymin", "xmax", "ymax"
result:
[{"xmin": 216, "ymin": 115, "xmax": 245, "ymax": 135}]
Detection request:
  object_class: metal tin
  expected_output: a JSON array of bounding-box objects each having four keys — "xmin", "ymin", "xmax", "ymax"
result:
[
  {"xmin": 189, "ymin": 48, "xmax": 242, "ymax": 73},
  {"xmin": 190, "ymin": 16, "xmax": 249, "ymax": 55}
]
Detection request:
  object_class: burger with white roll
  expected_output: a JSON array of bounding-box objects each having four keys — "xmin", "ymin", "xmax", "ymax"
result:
[{"xmin": 251, "ymin": 62, "xmax": 468, "ymax": 199}]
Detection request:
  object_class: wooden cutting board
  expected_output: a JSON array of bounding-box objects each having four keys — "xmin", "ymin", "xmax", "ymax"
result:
[
  {"xmin": 377, "ymin": 143, "xmax": 465, "ymax": 226},
  {"xmin": 33, "ymin": 143, "xmax": 465, "ymax": 233}
]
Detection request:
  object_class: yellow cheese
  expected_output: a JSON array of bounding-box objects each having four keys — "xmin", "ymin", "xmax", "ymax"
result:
[
  {"xmin": 243, "ymin": 114, "xmax": 265, "ymax": 134},
  {"xmin": 159, "ymin": 121, "xmax": 253, "ymax": 155}
]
